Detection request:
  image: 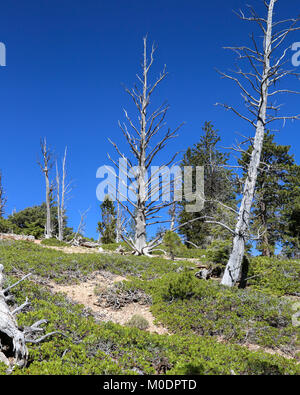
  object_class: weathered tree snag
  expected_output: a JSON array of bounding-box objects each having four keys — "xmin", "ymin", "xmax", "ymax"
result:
[
  {"xmin": 38, "ymin": 138, "xmax": 54, "ymax": 240},
  {"xmin": 56, "ymin": 147, "xmax": 71, "ymax": 242},
  {"xmin": 0, "ymin": 265, "xmax": 63, "ymax": 370},
  {"xmin": 108, "ymin": 36, "xmax": 183, "ymax": 255},
  {"xmin": 217, "ymin": 0, "xmax": 300, "ymax": 286},
  {"xmin": 0, "ymin": 265, "xmax": 28, "ymax": 368}
]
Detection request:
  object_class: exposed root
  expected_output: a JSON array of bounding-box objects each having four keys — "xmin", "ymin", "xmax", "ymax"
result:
[{"xmin": 0, "ymin": 264, "xmax": 65, "ymax": 370}]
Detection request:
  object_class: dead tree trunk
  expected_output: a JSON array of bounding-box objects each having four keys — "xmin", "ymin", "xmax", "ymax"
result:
[
  {"xmin": 217, "ymin": 0, "xmax": 299, "ymax": 286},
  {"xmin": 56, "ymin": 148, "xmax": 70, "ymax": 242},
  {"xmin": 108, "ymin": 36, "xmax": 182, "ymax": 255},
  {"xmin": 0, "ymin": 266, "xmax": 28, "ymax": 367},
  {"xmin": 0, "ymin": 265, "xmax": 62, "ymax": 369},
  {"xmin": 39, "ymin": 139, "xmax": 53, "ymax": 240}
]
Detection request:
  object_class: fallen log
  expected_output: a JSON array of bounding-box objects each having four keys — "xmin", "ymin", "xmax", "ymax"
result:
[{"xmin": 0, "ymin": 264, "xmax": 65, "ymax": 370}]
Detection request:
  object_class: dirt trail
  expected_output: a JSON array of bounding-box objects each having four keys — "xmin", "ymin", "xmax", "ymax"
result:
[{"xmin": 47, "ymin": 271, "xmax": 169, "ymax": 335}]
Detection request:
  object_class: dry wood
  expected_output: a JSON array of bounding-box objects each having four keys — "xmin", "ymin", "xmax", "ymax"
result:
[
  {"xmin": 216, "ymin": 0, "xmax": 299, "ymax": 286},
  {"xmin": 0, "ymin": 265, "xmax": 64, "ymax": 370}
]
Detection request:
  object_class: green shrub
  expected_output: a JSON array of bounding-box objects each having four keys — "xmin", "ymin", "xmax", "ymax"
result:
[
  {"xmin": 248, "ymin": 257, "xmax": 300, "ymax": 296},
  {"xmin": 142, "ymin": 272, "xmax": 300, "ymax": 355},
  {"xmin": 205, "ymin": 239, "xmax": 232, "ymax": 266},
  {"xmin": 162, "ymin": 231, "xmax": 185, "ymax": 260},
  {"xmin": 4, "ymin": 275, "xmax": 297, "ymax": 375},
  {"xmin": 41, "ymin": 238, "xmax": 68, "ymax": 247},
  {"xmin": 0, "ymin": 217, "xmax": 19, "ymax": 234},
  {"xmin": 162, "ymin": 271, "xmax": 197, "ymax": 301},
  {"xmin": 0, "ymin": 240, "xmax": 195, "ymax": 284},
  {"xmin": 126, "ymin": 315, "xmax": 150, "ymax": 330},
  {"xmin": 0, "ymin": 241, "xmax": 299, "ymax": 375}
]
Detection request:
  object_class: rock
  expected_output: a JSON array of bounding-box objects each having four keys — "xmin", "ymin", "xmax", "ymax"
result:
[
  {"xmin": 195, "ymin": 268, "xmax": 212, "ymax": 280},
  {"xmin": 115, "ymin": 245, "xmax": 126, "ymax": 255},
  {"xmin": 0, "ymin": 233, "xmax": 35, "ymax": 242},
  {"xmin": 98, "ymin": 247, "xmax": 104, "ymax": 253}
]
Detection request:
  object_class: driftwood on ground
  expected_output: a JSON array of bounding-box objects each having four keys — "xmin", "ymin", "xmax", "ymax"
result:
[{"xmin": 0, "ymin": 264, "xmax": 64, "ymax": 371}]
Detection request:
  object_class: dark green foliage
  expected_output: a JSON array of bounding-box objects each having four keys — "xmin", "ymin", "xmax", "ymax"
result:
[
  {"xmin": 178, "ymin": 122, "xmax": 236, "ymax": 248},
  {"xmin": 147, "ymin": 272, "xmax": 299, "ymax": 355},
  {"xmin": 0, "ymin": 241, "xmax": 298, "ymax": 375},
  {"xmin": 247, "ymin": 257, "xmax": 300, "ymax": 296},
  {"xmin": 41, "ymin": 238, "xmax": 68, "ymax": 247},
  {"xmin": 97, "ymin": 196, "xmax": 117, "ymax": 244},
  {"xmin": 8, "ymin": 204, "xmax": 56, "ymax": 239},
  {"xmin": 0, "ymin": 274, "xmax": 298, "ymax": 375},
  {"xmin": 162, "ymin": 231, "xmax": 184, "ymax": 259},
  {"xmin": 6, "ymin": 203, "xmax": 73, "ymax": 240},
  {"xmin": 239, "ymin": 131, "xmax": 299, "ymax": 256},
  {"xmin": 0, "ymin": 240, "xmax": 193, "ymax": 283},
  {"xmin": 205, "ymin": 239, "xmax": 232, "ymax": 266},
  {"xmin": 283, "ymin": 186, "xmax": 300, "ymax": 258},
  {"xmin": 0, "ymin": 217, "xmax": 19, "ymax": 233}
]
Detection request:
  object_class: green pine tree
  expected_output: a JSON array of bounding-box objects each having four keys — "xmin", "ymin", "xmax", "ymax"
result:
[
  {"xmin": 97, "ymin": 195, "xmax": 117, "ymax": 244},
  {"xmin": 239, "ymin": 131, "xmax": 299, "ymax": 256},
  {"xmin": 178, "ymin": 121, "xmax": 236, "ymax": 248}
]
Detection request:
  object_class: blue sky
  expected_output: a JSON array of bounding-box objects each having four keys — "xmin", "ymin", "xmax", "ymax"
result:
[{"xmin": 0, "ymin": 0, "xmax": 299, "ymax": 239}]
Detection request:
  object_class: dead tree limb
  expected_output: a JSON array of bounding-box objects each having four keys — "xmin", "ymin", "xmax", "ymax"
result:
[
  {"xmin": 38, "ymin": 138, "xmax": 54, "ymax": 239},
  {"xmin": 107, "ymin": 37, "xmax": 183, "ymax": 255},
  {"xmin": 0, "ymin": 265, "xmax": 63, "ymax": 370},
  {"xmin": 216, "ymin": 0, "xmax": 299, "ymax": 286}
]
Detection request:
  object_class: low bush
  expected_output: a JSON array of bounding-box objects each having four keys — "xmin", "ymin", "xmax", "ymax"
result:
[
  {"xmin": 126, "ymin": 315, "xmax": 150, "ymax": 330},
  {"xmin": 130, "ymin": 271, "xmax": 300, "ymax": 356},
  {"xmin": 247, "ymin": 257, "xmax": 300, "ymax": 296},
  {"xmin": 41, "ymin": 238, "xmax": 68, "ymax": 247},
  {"xmin": 0, "ymin": 241, "xmax": 194, "ymax": 284},
  {"xmin": 0, "ymin": 275, "xmax": 298, "ymax": 375},
  {"xmin": 0, "ymin": 241, "xmax": 299, "ymax": 375}
]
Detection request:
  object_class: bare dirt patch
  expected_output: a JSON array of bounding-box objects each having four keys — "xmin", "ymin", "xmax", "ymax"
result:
[{"xmin": 48, "ymin": 271, "xmax": 169, "ymax": 335}]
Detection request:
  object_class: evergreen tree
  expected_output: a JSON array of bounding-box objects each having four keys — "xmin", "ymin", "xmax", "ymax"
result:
[
  {"xmin": 239, "ymin": 131, "xmax": 298, "ymax": 256},
  {"xmin": 178, "ymin": 122, "xmax": 236, "ymax": 248},
  {"xmin": 282, "ymin": 166, "xmax": 300, "ymax": 258},
  {"xmin": 7, "ymin": 203, "xmax": 72, "ymax": 239},
  {"xmin": 97, "ymin": 195, "xmax": 117, "ymax": 244},
  {"xmin": 163, "ymin": 231, "xmax": 184, "ymax": 260}
]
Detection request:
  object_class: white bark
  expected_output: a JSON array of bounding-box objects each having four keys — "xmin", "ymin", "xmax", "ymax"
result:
[
  {"xmin": 39, "ymin": 139, "xmax": 53, "ymax": 240},
  {"xmin": 0, "ymin": 265, "xmax": 28, "ymax": 368},
  {"xmin": 220, "ymin": 0, "xmax": 300, "ymax": 286},
  {"xmin": 56, "ymin": 148, "xmax": 70, "ymax": 242},
  {"xmin": 0, "ymin": 265, "xmax": 62, "ymax": 369},
  {"xmin": 108, "ymin": 37, "xmax": 182, "ymax": 255}
]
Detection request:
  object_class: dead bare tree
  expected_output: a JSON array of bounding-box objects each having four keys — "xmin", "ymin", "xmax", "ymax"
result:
[
  {"xmin": 56, "ymin": 147, "xmax": 72, "ymax": 242},
  {"xmin": 38, "ymin": 138, "xmax": 54, "ymax": 239},
  {"xmin": 70, "ymin": 207, "xmax": 91, "ymax": 246},
  {"xmin": 0, "ymin": 171, "xmax": 7, "ymax": 218},
  {"xmin": 169, "ymin": 180, "xmax": 177, "ymax": 231},
  {"xmin": 216, "ymin": 0, "xmax": 300, "ymax": 286},
  {"xmin": 108, "ymin": 36, "xmax": 182, "ymax": 255},
  {"xmin": 0, "ymin": 265, "xmax": 64, "ymax": 370},
  {"xmin": 116, "ymin": 200, "xmax": 128, "ymax": 243}
]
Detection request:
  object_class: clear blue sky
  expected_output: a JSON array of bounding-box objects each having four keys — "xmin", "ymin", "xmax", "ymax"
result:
[{"xmin": 0, "ymin": 0, "xmax": 299, "ymax": 239}]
